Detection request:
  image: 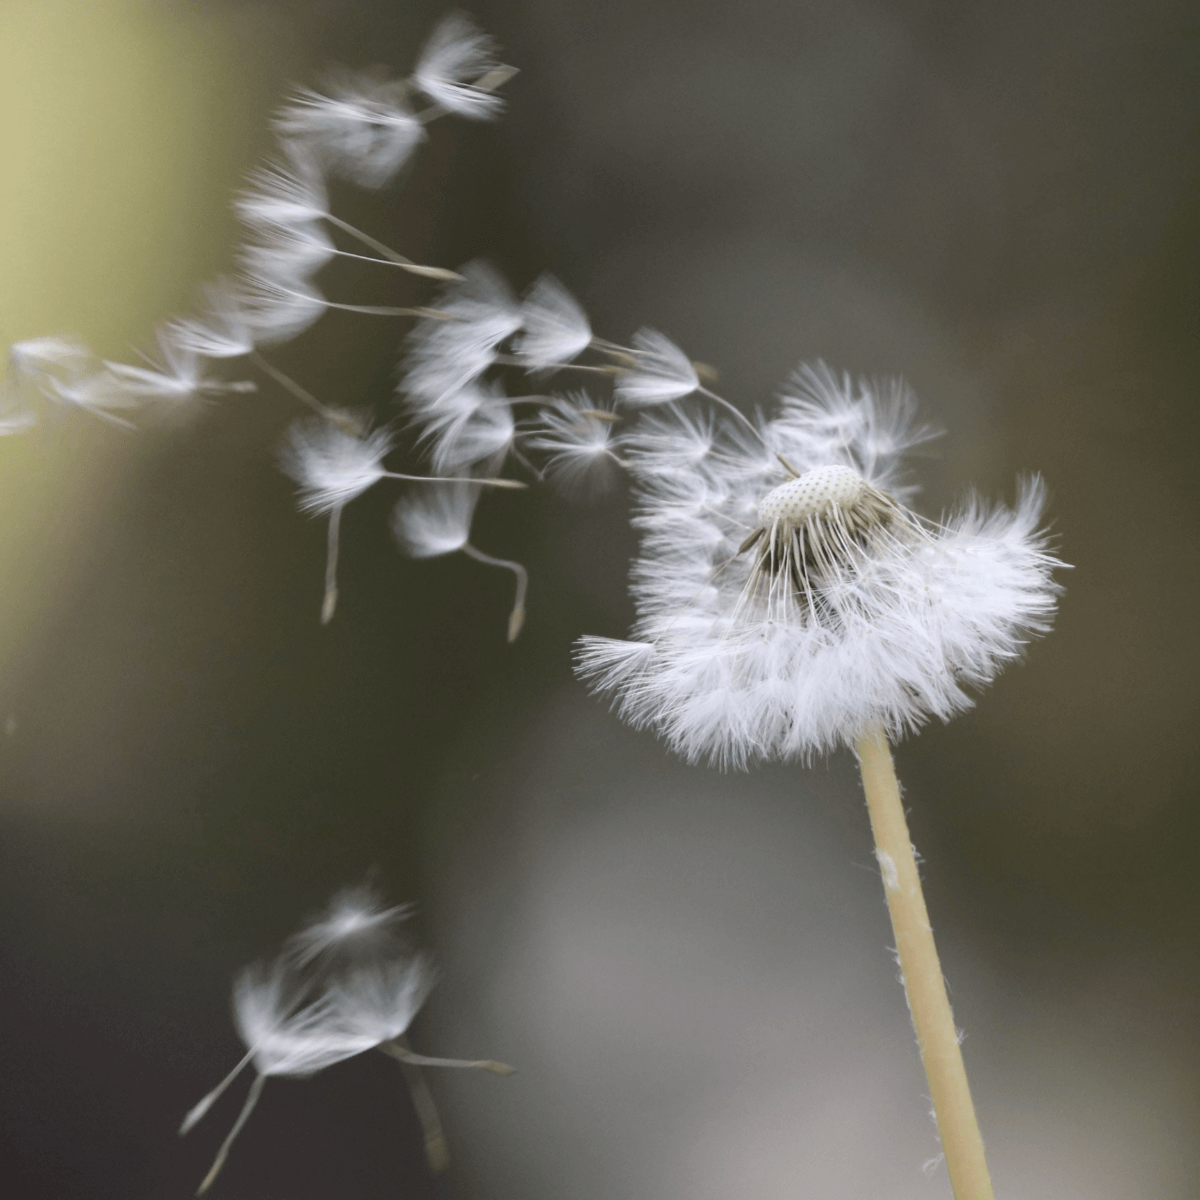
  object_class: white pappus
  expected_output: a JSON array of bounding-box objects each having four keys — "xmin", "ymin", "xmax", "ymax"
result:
[
  {"xmin": 577, "ymin": 363, "xmax": 1065, "ymax": 768},
  {"xmin": 181, "ymin": 884, "xmax": 511, "ymax": 1194},
  {"xmin": 274, "ymin": 69, "xmax": 425, "ymax": 189}
]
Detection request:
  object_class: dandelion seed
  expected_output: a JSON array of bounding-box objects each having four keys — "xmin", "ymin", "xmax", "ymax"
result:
[
  {"xmin": 275, "ymin": 70, "xmax": 425, "ymax": 188},
  {"xmin": 402, "ymin": 261, "xmax": 522, "ymax": 404},
  {"xmin": 185, "ymin": 883, "xmax": 512, "ymax": 1192},
  {"xmin": 281, "ymin": 415, "xmax": 393, "ymax": 513},
  {"xmin": 512, "ymin": 274, "xmax": 593, "ymax": 370},
  {"xmin": 773, "ymin": 362, "xmax": 939, "ymax": 497},
  {"xmin": 392, "ymin": 482, "xmax": 528, "ymax": 640},
  {"xmin": 412, "ymin": 12, "xmax": 508, "ymax": 119},
  {"xmin": 238, "ymin": 219, "xmax": 337, "ymax": 282},
  {"xmin": 7, "ymin": 336, "xmax": 142, "ymax": 425},
  {"xmin": 242, "ymin": 273, "xmax": 329, "ymax": 344},
  {"xmin": 183, "ymin": 960, "xmax": 377, "ymax": 1194},
  {"xmin": 621, "ymin": 405, "xmax": 719, "ymax": 475},
  {"xmin": 106, "ymin": 331, "xmax": 255, "ymax": 405},
  {"xmin": 166, "ymin": 278, "xmax": 255, "ymax": 360},
  {"xmin": 391, "ymin": 480, "xmax": 480, "ymax": 558},
  {"xmin": 235, "ymin": 141, "xmax": 329, "ymax": 231},
  {"xmin": 524, "ymin": 392, "xmax": 623, "ymax": 498},
  {"xmin": 613, "ymin": 327, "xmax": 701, "ymax": 407},
  {"xmin": 420, "ymin": 383, "xmax": 516, "ymax": 472},
  {"xmin": 7, "ymin": 334, "xmax": 93, "ymax": 374},
  {"xmin": 279, "ymin": 413, "xmax": 394, "ymax": 622}
]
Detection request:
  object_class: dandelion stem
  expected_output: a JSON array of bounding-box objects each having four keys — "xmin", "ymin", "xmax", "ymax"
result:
[
  {"xmin": 855, "ymin": 727, "xmax": 995, "ymax": 1200},
  {"xmin": 462, "ymin": 543, "xmax": 528, "ymax": 642},
  {"xmin": 323, "ymin": 214, "xmax": 462, "ymax": 281},
  {"xmin": 196, "ymin": 1072, "xmax": 266, "ymax": 1196}
]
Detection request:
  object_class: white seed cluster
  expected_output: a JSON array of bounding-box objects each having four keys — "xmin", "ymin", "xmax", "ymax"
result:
[{"xmin": 757, "ymin": 464, "xmax": 868, "ymax": 528}]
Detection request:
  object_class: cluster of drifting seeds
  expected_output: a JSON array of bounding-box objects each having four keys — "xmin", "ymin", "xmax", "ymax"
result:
[{"xmin": 182, "ymin": 885, "xmax": 512, "ymax": 1194}]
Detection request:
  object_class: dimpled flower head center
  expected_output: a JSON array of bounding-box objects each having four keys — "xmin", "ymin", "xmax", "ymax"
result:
[
  {"xmin": 739, "ymin": 464, "xmax": 905, "ymax": 613},
  {"xmin": 757, "ymin": 464, "xmax": 869, "ymax": 529}
]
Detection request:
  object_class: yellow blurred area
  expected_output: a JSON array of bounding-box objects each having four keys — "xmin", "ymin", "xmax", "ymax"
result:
[
  {"xmin": 0, "ymin": 0, "xmax": 296, "ymax": 346},
  {"xmin": 0, "ymin": 0, "xmax": 298, "ymax": 661}
]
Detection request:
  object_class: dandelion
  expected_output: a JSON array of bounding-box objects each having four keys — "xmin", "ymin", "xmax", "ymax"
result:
[
  {"xmin": 412, "ymin": 12, "xmax": 509, "ymax": 119},
  {"xmin": 393, "ymin": 482, "xmax": 529, "ymax": 641},
  {"xmin": 275, "ymin": 69, "xmax": 425, "ymax": 188},
  {"xmin": 578, "ymin": 362, "xmax": 1064, "ymax": 1200},
  {"xmin": 182, "ymin": 884, "xmax": 512, "ymax": 1192},
  {"xmin": 513, "ymin": 274, "xmax": 593, "ymax": 371}
]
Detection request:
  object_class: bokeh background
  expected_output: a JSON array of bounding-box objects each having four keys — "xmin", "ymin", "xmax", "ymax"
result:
[{"xmin": 1, "ymin": 1, "xmax": 1197, "ymax": 1197}]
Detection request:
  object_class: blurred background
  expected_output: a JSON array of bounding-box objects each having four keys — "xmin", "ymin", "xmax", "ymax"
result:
[{"xmin": 1, "ymin": 0, "xmax": 1197, "ymax": 1197}]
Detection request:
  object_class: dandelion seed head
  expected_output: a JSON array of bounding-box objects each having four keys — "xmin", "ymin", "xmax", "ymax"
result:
[
  {"xmin": 578, "ymin": 368, "xmax": 1065, "ymax": 767},
  {"xmin": 757, "ymin": 465, "xmax": 868, "ymax": 526}
]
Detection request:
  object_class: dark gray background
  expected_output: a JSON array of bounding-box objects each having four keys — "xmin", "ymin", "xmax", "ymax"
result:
[{"xmin": 1, "ymin": 1, "xmax": 1197, "ymax": 1197}]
